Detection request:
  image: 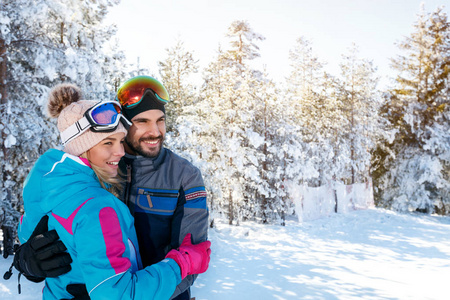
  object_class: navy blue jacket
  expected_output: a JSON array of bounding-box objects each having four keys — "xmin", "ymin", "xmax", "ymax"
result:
[{"xmin": 119, "ymin": 147, "xmax": 209, "ymax": 298}]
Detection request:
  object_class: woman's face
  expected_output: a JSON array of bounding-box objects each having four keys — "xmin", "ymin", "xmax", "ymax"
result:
[{"xmin": 87, "ymin": 132, "xmax": 126, "ymax": 177}]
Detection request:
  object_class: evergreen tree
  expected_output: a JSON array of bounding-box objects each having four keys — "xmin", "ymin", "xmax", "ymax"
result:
[
  {"xmin": 250, "ymin": 70, "xmax": 295, "ymax": 225},
  {"xmin": 158, "ymin": 38, "xmax": 199, "ymax": 132},
  {"xmin": 285, "ymin": 38, "xmax": 382, "ymax": 217},
  {"xmin": 285, "ymin": 36, "xmax": 330, "ymax": 187},
  {"xmin": 196, "ymin": 20, "xmax": 279, "ymax": 225},
  {"xmin": 0, "ymin": 0, "xmax": 124, "ymax": 232},
  {"xmin": 374, "ymin": 6, "xmax": 450, "ymax": 213},
  {"xmin": 337, "ymin": 44, "xmax": 381, "ymax": 184}
]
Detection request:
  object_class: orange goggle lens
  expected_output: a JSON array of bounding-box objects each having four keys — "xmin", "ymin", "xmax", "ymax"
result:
[{"xmin": 116, "ymin": 76, "xmax": 169, "ymax": 109}]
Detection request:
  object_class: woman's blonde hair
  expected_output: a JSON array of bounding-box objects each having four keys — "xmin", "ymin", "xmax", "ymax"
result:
[{"xmin": 80, "ymin": 152, "xmax": 124, "ymax": 197}]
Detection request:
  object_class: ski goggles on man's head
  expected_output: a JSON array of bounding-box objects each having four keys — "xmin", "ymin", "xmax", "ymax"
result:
[
  {"xmin": 60, "ymin": 101, "xmax": 131, "ymax": 145},
  {"xmin": 115, "ymin": 75, "xmax": 169, "ymax": 109}
]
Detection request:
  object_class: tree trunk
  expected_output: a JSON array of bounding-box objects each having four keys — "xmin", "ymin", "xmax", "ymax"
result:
[
  {"xmin": 350, "ymin": 91, "xmax": 355, "ymax": 184},
  {"xmin": 0, "ymin": 37, "xmax": 8, "ymax": 185},
  {"xmin": 228, "ymin": 157, "xmax": 234, "ymax": 225},
  {"xmin": 261, "ymin": 96, "xmax": 268, "ymax": 223},
  {"xmin": 60, "ymin": 22, "xmax": 64, "ymax": 44},
  {"xmin": 0, "ymin": 37, "xmax": 7, "ymax": 105},
  {"xmin": 229, "ymin": 187, "xmax": 233, "ymax": 225}
]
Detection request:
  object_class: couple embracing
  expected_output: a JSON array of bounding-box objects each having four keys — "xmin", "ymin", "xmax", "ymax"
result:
[{"xmin": 14, "ymin": 76, "xmax": 210, "ymax": 300}]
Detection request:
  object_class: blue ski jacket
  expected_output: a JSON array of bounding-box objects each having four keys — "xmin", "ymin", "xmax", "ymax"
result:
[{"xmin": 18, "ymin": 149, "xmax": 181, "ymax": 300}]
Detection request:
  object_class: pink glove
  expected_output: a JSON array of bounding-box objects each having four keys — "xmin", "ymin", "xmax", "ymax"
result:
[{"xmin": 165, "ymin": 233, "xmax": 211, "ymax": 279}]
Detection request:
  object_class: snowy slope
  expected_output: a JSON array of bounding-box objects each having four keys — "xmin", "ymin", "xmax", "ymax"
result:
[{"xmin": 1, "ymin": 208, "xmax": 449, "ymax": 300}]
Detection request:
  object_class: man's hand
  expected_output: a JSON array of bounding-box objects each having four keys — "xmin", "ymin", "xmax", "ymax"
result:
[{"xmin": 14, "ymin": 215, "xmax": 72, "ymax": 282}]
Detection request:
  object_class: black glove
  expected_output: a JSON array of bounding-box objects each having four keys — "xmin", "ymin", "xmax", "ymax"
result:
[
  {"xmin": 62, "ymin": 283, "xmax": 90, "ymax": 300},
  {"xmin": 2, "ymin": 225, "xmax": 15, "ymax": 259},
  {"xmin": 13, "ymin": 215, "xmax": 73, "ymax": 282}
]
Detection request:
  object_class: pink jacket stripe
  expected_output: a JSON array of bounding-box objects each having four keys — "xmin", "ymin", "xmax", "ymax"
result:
[
  {"xmin": 99, "ymin": 207, "xmax": 131, "ymax": 274},
  {"xmin": 52, "ymin": 198, "xmax": 91, "ymax": 235}
]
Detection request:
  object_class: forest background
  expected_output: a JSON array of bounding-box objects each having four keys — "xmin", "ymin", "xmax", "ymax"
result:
[{"xmin": 0, "ymin": 1, "xmax": 449, "ymax": 238}]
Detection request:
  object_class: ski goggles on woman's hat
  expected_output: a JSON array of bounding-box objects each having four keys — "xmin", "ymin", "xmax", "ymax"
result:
[
  {"xmin": 115, "ymin": 75, "xmax": 169, "ymax": 109},
  {"xmin": 60, "ymin": 101, "xmax": 131, "ymax": 145}
]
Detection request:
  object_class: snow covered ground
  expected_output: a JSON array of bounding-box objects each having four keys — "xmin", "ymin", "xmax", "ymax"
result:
[{"xmin": 1, "ymin": 208, "xmax": 449, "ymax": 300}]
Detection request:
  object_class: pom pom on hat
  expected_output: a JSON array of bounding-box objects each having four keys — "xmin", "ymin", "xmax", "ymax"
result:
[
  {"xmin": 47, "ymin": 84, "xmax": 127, "ymax": 156},
  {"xmin": 47, "ymin": 83, "xmax": 83, "ymax": 118}
]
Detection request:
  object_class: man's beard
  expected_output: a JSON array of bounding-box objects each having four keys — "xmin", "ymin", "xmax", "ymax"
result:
[{"xmin": 126, "ymin": 136, "xmax": 164, "ymax": 158}]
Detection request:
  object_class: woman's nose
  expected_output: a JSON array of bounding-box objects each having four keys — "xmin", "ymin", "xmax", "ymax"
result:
[{"xmin": 115, "ymin": 143, "xmax": 125, "ymax": 157}]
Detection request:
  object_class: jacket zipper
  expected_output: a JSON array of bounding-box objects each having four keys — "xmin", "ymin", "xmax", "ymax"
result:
[{"xmin": 139, "ymin": 189, "xmax": 179, "ymax": 198}]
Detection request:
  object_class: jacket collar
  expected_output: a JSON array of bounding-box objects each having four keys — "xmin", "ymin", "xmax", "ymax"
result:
[{"xmin": 124, "ymin": 147, "xmax": 167, "ymax": 171}]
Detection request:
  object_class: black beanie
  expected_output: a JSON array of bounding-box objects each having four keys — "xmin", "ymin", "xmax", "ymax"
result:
[{"xmin": 123, "ymin": 91, "xmax": 166, "ymax": 121}]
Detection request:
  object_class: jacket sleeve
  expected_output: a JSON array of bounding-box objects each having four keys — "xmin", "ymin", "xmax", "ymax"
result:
[
  {"xmin": 74, "ymin": 202, "xmax": 182, "ymax": 300},
  {"xmin": 169, "ymin": 166, "xmax": 209, "ymax": 298}
]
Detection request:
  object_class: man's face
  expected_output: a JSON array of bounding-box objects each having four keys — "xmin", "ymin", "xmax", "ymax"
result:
[{"xmin": 125, "ymin": 110, "xmax": 166, "ymax": 158}]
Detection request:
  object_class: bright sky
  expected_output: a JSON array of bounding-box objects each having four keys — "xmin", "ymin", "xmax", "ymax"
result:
[{"xmin": 106, "ymin": 0, "xmax": 449, "ymax": 89}]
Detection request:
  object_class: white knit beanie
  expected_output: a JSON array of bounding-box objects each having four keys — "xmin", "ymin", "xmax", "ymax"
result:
[{"xmin": 47, "ymin": 84, "xmax": 127, "ymax": 156}]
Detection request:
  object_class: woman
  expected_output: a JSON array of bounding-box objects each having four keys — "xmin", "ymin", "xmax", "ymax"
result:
[{"xmin": 17, "ymin": 84, "xmax": 211, "ymax": 300}]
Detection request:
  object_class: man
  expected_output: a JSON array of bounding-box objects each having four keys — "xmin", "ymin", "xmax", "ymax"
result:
[
  {"xmin": 12, "ymin": 76, "xmax": 209, "ymax": 300},
  {"xmin": 117, "ymin": 75, "xmax": 209, "ymax": 300}
]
